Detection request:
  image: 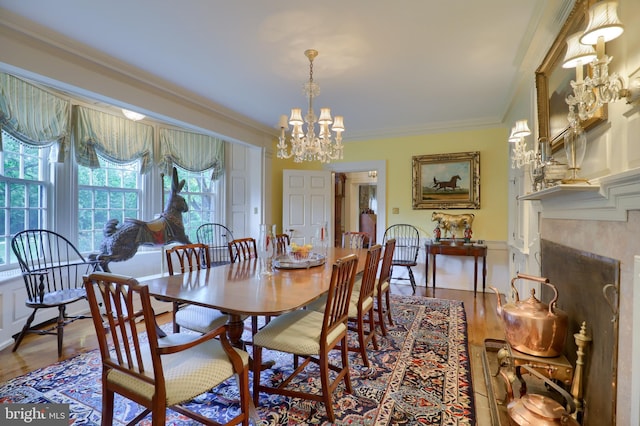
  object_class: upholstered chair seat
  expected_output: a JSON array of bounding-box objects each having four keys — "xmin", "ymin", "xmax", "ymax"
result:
[
  {"xmin": 174, "ymin": 305, "xmax": 230, "ymax": 335},
  {"xmin": 107, "ymin": 332, "xmax": 250, "ymax": 406},
  {"xmin": 252, "ymin": 310, "xmax": 346, "ymax": 355}
]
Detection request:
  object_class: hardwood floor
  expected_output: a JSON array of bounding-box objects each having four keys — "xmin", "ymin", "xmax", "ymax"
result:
[{"xmin": 0, "ymin": 270, "xmax": 507, "ymax": 424}]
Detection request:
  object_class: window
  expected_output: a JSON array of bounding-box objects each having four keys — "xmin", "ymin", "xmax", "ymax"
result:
[
  {"xmin": 0, "ymin": 130, "xmax": 49, "ymax": 267},
  {"xmin": 77, "ymin": 157, "xmax": 141, "ymax": 253},
  {"xmin": 165, "ymin": 166, "xmax": 221, "ymax": 242}
]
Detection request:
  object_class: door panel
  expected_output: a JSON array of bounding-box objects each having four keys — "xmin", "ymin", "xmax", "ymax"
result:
[{"xmin": 282, "ymin": 170, "xmax": 333, "ymax": 246}]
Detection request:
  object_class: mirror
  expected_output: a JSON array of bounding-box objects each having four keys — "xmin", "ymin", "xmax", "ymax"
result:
[{"xmin": 535, "ymin": 0, "xmax": 606, "ymax": 152}]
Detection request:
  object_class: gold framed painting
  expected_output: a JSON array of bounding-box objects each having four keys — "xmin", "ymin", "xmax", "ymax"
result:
[
  {"xmin": 412, "ymin": 151, "xmax": 480, "ymax": 210},
  {"xmin": 535, "ymin": 0, "xmax": 606, "ymax": 152}
]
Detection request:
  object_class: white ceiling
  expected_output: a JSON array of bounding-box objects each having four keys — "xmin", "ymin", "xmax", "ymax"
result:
[{"xmin": 0, "ymin": 1, "xmax": 567, "ymax": 141}]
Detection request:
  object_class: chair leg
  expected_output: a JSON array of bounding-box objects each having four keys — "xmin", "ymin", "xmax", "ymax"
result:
[
  {"xmin": 356, "ymin": 314, "xmax": 370, "ymax": 367},
  {"xmin": 319, "ymin": 350, "xmax": 335, "ymax": 422},
  {"xmin": 376, "ymin": 297, "xmax": 388, "ymax": 336},
  {"xmin": 407, "ymin": 266, "xmax": 416, "ymax": 293},
  {"xmin": 251, "ymin": 316, "xmax": 259, "ymax": 334},
  {"xmin": 252, "ymin": 345, "xmax": 263, "ymax": 407},
  {"xmin": 236, "ymin": 366, "xmax": 251, "ymax": 426},
  {"xmin": 340, "ymin": 335, "xmax": 353, "ymax": 394},
  {"xmin": 368, "ymin": 310, "xmax": 378, "ymax": 350},
  {"xmin": 151, "ymin": 403, "xmax": 166, "ymax": 426},
  {"xmin": 57, "ymin": 305, "xmax": 66, "ymax": 358},
  {"xmin": 12, "ymin": 309, "xmax": 37, "ymax": 353},
  {"xmin": 172, "ymin": 301, "xmax": 180, "ymax": 333},
  {"xmin": 385, "ymin": 290, "xmax": 394, "ymax": 326},
  {"xmin": 101, "ymin": 385, "xmax": 114, "ymax": 426}
]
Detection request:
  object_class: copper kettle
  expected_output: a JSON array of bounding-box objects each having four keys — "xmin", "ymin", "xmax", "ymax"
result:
[
  {"xmin": 490, "ymin": 273, "xmax": 568, "ymax": 357},
  {"xmin": 500, "ymin": 365, "xmax": 579, "ymax": 426}
]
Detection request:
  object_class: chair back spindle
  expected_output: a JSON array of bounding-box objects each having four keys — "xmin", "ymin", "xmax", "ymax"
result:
[
  {"xmin": 196, "ymin": 223, "xmax": 234, "ymax": 266},
  {"xmin": 165, "ymin": 243, "xmax": 210, "ymax": 274},
  {"xmin": 341, "ymin": 231, "xmax": 369, "ymax": 249},
  {"xmin": 323, "ymin": 254, "xmax": 359, "ymax": 339},
  {"xmin": 228, "ymin": 238, "xmax": 258, "ymax": 263}
]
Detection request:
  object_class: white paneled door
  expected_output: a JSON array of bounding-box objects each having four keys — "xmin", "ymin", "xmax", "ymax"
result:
[{"xmin": 282, "ymin": 170, "xmax": 333, "ymax": 246}]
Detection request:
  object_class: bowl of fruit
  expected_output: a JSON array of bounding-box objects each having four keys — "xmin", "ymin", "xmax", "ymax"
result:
[{"xmin": 290, "ymin": 242, "xmax": 312, "ymax": 260}]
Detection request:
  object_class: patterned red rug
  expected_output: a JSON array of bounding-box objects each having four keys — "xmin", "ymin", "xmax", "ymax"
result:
[{"xmin": 0, "ymin": 294, "xmax": 474, "ymax": 425}]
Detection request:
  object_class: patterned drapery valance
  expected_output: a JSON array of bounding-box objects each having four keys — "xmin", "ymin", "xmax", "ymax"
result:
[
  {"xmin": 74, "ymin": 105, "xmax": 153, "ymax": 173},
  {"xmin": 0, "ymin": 73, "xmax": 70, "ymax": 162},
  {"xmin": 159, "ymin": 127, "xmax": 224, "ymax": 180}
]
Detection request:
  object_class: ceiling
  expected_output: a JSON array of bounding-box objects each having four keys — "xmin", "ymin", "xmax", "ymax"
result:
[{"xmin": 0, "ymin": 1, "xmax": 568, "ymax": 142}]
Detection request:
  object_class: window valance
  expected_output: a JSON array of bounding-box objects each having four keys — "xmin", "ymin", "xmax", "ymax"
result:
[
  {"xmin": 0, "ymin": 73, "xmax": 70, "ymax": 162},
  {"xmin": 74, "ymin": 105, "xmax": 153, "ymax": 173},
  {"xmin": 159, "ymin": 128, "xmax": 224, "ymax": 180}
]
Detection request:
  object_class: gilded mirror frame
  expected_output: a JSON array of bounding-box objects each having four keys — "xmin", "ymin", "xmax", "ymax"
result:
[{"xmin": 535, "ymin": 0, "xmax": 606, "ymax": 152}]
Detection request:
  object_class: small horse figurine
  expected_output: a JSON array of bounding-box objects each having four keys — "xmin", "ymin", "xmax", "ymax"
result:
[
  {"xmin": 91, "ymin": 167, "xmax": 191, "ymax": 271},
  {"xmin": 431, "ymin": 211, "xmax": 475, "ymax": 238},
  {"xmin": 433, "ymin": 174, "xmax": 461, "ymax": 191}
]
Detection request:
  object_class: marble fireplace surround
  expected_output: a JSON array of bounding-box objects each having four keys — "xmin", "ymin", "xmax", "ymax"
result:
[{"xmin": 531, "ymin": 168, "xmax": 640, "ymax": 425}]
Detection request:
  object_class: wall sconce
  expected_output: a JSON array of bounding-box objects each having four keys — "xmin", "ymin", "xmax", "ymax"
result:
[
  {"xmin": 509, "ymin": 119, "xmax": 535, "ymax": 169},
  {"xmin": 564, "ymin": 0, "xmax": 640, "ymax": 126},
  {"xmin": 368, "ymin": 170, "xmax": 378, "ymax": 179}
]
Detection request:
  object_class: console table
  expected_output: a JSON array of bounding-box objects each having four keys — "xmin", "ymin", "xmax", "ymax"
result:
[{"xmin": 425, "ymin": 240, "xmax": 487, "ymax": 295}]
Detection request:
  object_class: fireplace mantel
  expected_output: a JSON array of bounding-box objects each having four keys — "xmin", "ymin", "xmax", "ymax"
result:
[{"xmin": 518, "ymin": 167, "xmax": 640, "ymax": 221}]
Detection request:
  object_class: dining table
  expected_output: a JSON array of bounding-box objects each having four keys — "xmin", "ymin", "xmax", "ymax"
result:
[{"xmin": 142, "ymin": 246, "xmax": 370, "ymax": 349}]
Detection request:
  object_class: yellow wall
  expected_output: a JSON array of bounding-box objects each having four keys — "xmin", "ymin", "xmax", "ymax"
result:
[{"xmin": 272, "ymin": 126, "xmax": 510, "ymax": 241}]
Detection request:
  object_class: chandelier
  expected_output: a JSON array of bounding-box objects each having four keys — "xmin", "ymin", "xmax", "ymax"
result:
[{"xmin": 277, "ymin": 49, "xmax": 345, "ymax": 163}]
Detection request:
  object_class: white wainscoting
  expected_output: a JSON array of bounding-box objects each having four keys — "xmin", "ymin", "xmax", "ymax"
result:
[
  {"xmin": 415, "ymin": 239, "xmax": 509, "ymax": 296},
  {"xmin": 0, "ymin": 250, "xmax": 171, "ymax": 351}
]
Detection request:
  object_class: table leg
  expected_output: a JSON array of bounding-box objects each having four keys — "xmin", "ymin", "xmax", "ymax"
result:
[
  {"xmin": 425, "ymin": 250, "xmax": 429, "ymax": 286},
  {"xmin": 432, "ymin": 254, "xmax": 437, "ymax": 291},
  {"xmin": 226, "ymin": 314, "xmax": 246, "ymax": 349},
  {"xmin": 482, "ymin": 255, "xmax": 487, "ymax": 293},
  {"xmin": 227, "ymin": 313, "xmax": 275, "ymax": 371},
  {"xmin": 473, "ymin": 255, "xmax": 479, "ymax": 296}
]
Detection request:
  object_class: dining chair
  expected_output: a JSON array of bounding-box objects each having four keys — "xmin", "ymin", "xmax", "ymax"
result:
[
  {"xmin": 308, "ymin": 244, "xmax": 382, "ymax": 366},
  {"xmin": 228, "ymin": 237, "xmax": 261, "ymax": 334},
  {"xmin": 275, "ymin": 233, "xmax": 290, "ymax": 256},
  {"xmin": 375, "ymin": 238, "xmax": 396, "ymax": 336},
  {"xmin": 196, "ymin": 223, "xmax": 234, "ymax": 266},
  {"xmin": 228, "ymin": 237, "xmax": 258, "ymax": 263},
  {"xmin": 165, "ymin": 243, "xmax": 230, "ymax": 334},
  {"xmin": 383, "ymin": 224, "xmax": 420, "ymax": 293},
  {"xmin": 84, "ymin": 272, "xmax": 251, "ymax": 426},
  {"xmin": 10, "ymin": 229, "xmax": 101, "ymax": 357},
  {"xmin": 347, "ymin": 243, "xmax": 382, "ymax": 366},
  {"xmin": 252, "ymin": 254, "xmax": 359, "ymax": 422},
  {"xmin": 341, "ymin": 231, "xmax": 370, "ymax": 249}
]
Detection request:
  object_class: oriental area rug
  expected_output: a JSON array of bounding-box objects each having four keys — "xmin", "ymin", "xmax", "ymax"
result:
[{"xmin": 0, "ymin": 295, "xmax": 475, "ymax": 425}]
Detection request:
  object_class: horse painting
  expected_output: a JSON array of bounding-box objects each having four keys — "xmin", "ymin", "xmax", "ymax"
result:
[
  {"xmin": 433, "ymin": 175, "xmax": 461, "ymax": 191},
  {"xmin": 91, "ymin": 167, "xmax": 191, "ymax": 271}
]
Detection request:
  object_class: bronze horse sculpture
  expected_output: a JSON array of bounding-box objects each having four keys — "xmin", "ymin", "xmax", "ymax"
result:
[
  {"xmin": 433, "ymin": 174, "xmax": 461, "ymax": 191},
  {"xmin": 91, "ymin": 167, "xmax": 191, "ymax": 271}
]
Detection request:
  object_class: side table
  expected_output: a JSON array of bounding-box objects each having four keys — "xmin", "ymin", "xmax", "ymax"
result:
[{"xmin": 425, "ymin": 240, "xmax": 487, "ymax": 295}]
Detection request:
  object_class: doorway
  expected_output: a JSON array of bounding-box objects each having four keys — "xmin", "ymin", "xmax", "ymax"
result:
[{"xmin": 326, "ymin": 160, "xmax": 386, "ymax": 246}]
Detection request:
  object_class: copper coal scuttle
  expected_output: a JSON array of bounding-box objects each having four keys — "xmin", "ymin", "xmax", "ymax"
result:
[{"xmin": 491, "ymin": 273, "xmax": 568, "ymax": 358}]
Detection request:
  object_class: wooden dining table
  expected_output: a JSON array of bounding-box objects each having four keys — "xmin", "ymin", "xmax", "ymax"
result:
[{"xmin": 142, "ymin": 246, "xmax": 370, "ymax": 348}]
